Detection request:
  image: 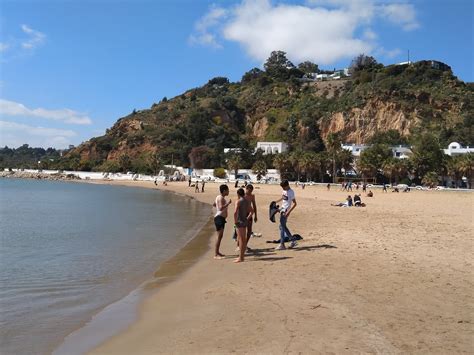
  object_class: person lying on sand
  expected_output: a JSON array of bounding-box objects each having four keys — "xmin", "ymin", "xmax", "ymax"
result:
[{"xmin": 331, "ymin": 195, "xmax": 353, "ymax": 207}]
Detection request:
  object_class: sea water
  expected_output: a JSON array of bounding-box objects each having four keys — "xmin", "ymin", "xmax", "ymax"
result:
[{"xmin": 0, "ymin": 179, "xmax": 210, "ymax": 355}]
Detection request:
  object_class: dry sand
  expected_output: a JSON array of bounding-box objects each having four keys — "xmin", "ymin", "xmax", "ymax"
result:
[{"xmin": 89, "ymin": 181, "xmax": 473, "ymax": 354}]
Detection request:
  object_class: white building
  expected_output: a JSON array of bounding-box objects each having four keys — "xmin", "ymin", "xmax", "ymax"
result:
[
  {"xmin": 391, "ymin": 145, "xmax": 412, "ymax": 159},
  {"xmin": 443, "ymin": 142, "xmax": 474, "ymax": 156},
  {"xmin": 342, "ymin": 143, "xmax": 412, "ymax": 159},
  {"xmin": 223, "ymin": 148, "xmax": 242, "ymax": 154},
  {"xmin": 341, "ymin": 143, "xmax": 368, "ymax": 157},
  {"xmin": 256, "ymin": 142, "xmax": 288, "ymax": 155}
]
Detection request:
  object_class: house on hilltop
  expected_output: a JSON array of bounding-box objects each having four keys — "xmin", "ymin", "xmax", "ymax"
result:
[{"xmin": 443, "ymin": 142, "xmax": 474, "ymax": 156}]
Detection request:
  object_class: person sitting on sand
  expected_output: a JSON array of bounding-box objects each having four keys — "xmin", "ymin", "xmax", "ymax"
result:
[
  {"xmin": 234, "ymin": 188, "xmax": 253, "ymax": 263},
  {"xmin": 353, "ymin": 194, "xmax": 366, "ymax": 207},
  {"xmin": 213, "ymin": 185, "xmax": 232, "ymax": 259},
  {"xmin": 367, "ymin": 190, "xmax": 373, "ymax": 197}
]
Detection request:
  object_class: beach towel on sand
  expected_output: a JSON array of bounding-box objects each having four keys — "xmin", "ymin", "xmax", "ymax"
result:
[{"xmin": 269, "ymin": 201, "xmax": 280, "ymax": 223}]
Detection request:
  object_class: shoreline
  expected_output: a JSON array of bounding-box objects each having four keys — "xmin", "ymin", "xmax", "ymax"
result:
[
  {"xmin": 87, "ymin": 180, "xmax": 473, "ymax": 354},
  {"xmin": 50, "ymin": 180, "xmax": 215, "ymax": 355}
]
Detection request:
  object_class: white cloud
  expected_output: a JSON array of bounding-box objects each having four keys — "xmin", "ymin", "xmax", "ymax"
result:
[
  {"xmin": 21, "ymin": 24, "xmax": 46, "ymax": 49},
  {"xmin": 189, "ymin": 6, "xmax": 228, "ymax": 48},
  {"xmin": 0, "ymin": 99, "xmax": 92, "ymax": 125},
  {"xmin": 363, "ymin": 29, "xmax": 378, "ymax": 41},
  {"xmin": 376, "ymin": 47, "xmax": 402, "ymax": 59},
  {"xmin": 191, "ymin": 0, "xmax": 419, "ymax": 65},
  {"xmin": 0, "ymin": 43, "xmax": 9, "ymax": 52},
  {"xmin": 223, "ymin": 0, "xmax": 372, "ymax": 64},
  {"xmin": 380, "ymin": 3, "xmax": 419, "ymax": 31},
  {"xmin": 0, "ymin": 120, "xmax": 77, "ymax": 149}
]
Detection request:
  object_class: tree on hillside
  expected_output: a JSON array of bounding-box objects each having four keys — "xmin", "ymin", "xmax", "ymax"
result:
[
  {"xmin": 368, "ymin": 129, "xmax": 408, "ymax": 146},
  {"xmin": 207, "ymin": 77, "xmax": 230, "ymax": 86},
  {"xmin": 298, "ymin": 61, "xmax": 319, "ymax": 74},
  {"xmin": 349, "ymin": 54, "xmax": 379, "ymax": 73},
  {"xmin": 188, "ymin": 146, "xmax": 215, "ymax": 169},
  {"xmin": 241, "ymin": 68, "xmax": 264, "ymax": 83},
  {"xmin": 264, "ymin": 51, "xmax": 302, "ymax": 80},
  {"xmin": 118, "ymin": 154, "xmax": 131, "ymax": 173},
  {"xmin": 148, "ymin": 151, "xmax": 162, "ymax": 176}
]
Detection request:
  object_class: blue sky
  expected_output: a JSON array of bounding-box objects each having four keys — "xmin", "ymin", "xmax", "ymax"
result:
[{"xmin": 0, "ymin": 0, "xmax": 472, "ymax": 149}]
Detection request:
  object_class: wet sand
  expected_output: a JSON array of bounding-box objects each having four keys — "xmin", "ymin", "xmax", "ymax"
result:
[{"xmin": 89, "ymin": 181, "xmax": 473, "ymax": 354}]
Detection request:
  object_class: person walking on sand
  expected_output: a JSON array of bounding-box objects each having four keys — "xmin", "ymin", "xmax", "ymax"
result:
[
  {"xmin": 213, "ymin": 185, "xmax": 232, "ymax": 259},
  {"xmin": 234, "ymin": 188, "xmax": 253, "ymax": 263},
  {"xmin": 188, "ymin": 175, "xmax": 191, "ymax": 187},
  {"xmin": 275, "ymin": 180, "xmax": 297, "ymax": 250},
  {"xmin": 201, "ymin": 180, "xmax": 206, "ymax": 193},
  {"xmin": 327, "ymin": 183, "xmax": 331, "ymax": 191},
  {"xmin": 195, "ymin": 181, "xmax": 199, "ymax": 193},
  {"xmin": 383, "ymin": 184, "xmax": 387, "ymax": 193}
]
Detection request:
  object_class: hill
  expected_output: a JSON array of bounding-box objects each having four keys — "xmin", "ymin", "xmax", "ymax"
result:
[{"xmin": 60, "ymin": 53, "xmax": 473, "ymax": 174}]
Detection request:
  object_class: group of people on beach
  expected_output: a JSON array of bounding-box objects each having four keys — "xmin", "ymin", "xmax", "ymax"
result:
[
  {"xmin": 331, "ymin": 194, "xmax": 366, "ymax": 207},
  {"xmin": 212, "ymin": 180, "xmax": 297, "ymax": 263}
]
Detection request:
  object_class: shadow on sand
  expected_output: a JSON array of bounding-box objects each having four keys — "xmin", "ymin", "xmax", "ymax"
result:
[
  {"xmin": 294, "ymin": 244, "xmax": 337, "ymax": 251},
  {"xmin": 250, "ymin": 256, "xmax": 293, "ymax": 262}
]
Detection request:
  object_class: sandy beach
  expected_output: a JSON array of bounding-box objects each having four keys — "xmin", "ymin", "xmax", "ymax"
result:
[{"xmin": 88, "ymin": 181, "xmax": 473, "ymax": 354}]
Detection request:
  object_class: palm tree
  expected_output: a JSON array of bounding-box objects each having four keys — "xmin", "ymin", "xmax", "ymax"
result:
[
  {"xmin": 316, "ymin": 152, "xmax": 331, "ymax": 182},
  {"xmin": 383, "ymin": 157, "xmax": 398, "ymax": 185},
  {"xmin": 457, "ymin": 153, "xmax": 473, "ymax": 189},
  {"xmin": 326, "ymin": 132, "xmax": 342, "ymax": 183},
  {"xmin": 273, "ymin": 153, "xmax": 291, "ymax": 180},
  {"xmin": 446, "ymin": 155, "xmax": 462, "ymax": 187},
  {"xmin": 290, "ymin": 151, "xmax": 304, "ymax": 181},
  {"xmin": 422, "ymin": 171, "xmax": 439, "ymax": 188},
  {"xmin": 148, "ymin": 151, "xmax": 161, "ymax": 176},
  {"xmin": 299, "ymin": 152, "xmax": 319, "ymax": 182},
  {"xmin": 252, "ymin": 159, "xmax": 267, "ymax": 178},
  {"xmin": 227, "ymin": 154, "xmax": 242, "ymax": 178},
  {"xmin": 336, "ymin": 149, "xmax": 354, "ymax": 177}
]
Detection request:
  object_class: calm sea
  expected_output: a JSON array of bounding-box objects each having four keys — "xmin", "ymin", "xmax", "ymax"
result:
[{"xmin": 0, "ymin": 179, "xmax": 210, "ymax": 355}]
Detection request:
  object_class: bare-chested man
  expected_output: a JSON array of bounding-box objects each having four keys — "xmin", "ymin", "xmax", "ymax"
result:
[{"xmin": 213, "ymin": 184, "xmax": 231, "ymax": 259}]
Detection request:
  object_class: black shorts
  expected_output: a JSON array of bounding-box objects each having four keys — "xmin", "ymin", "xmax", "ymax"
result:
[{"xmin": 214, "ymin": 215, "xmax": 226, "ymax": 231}]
